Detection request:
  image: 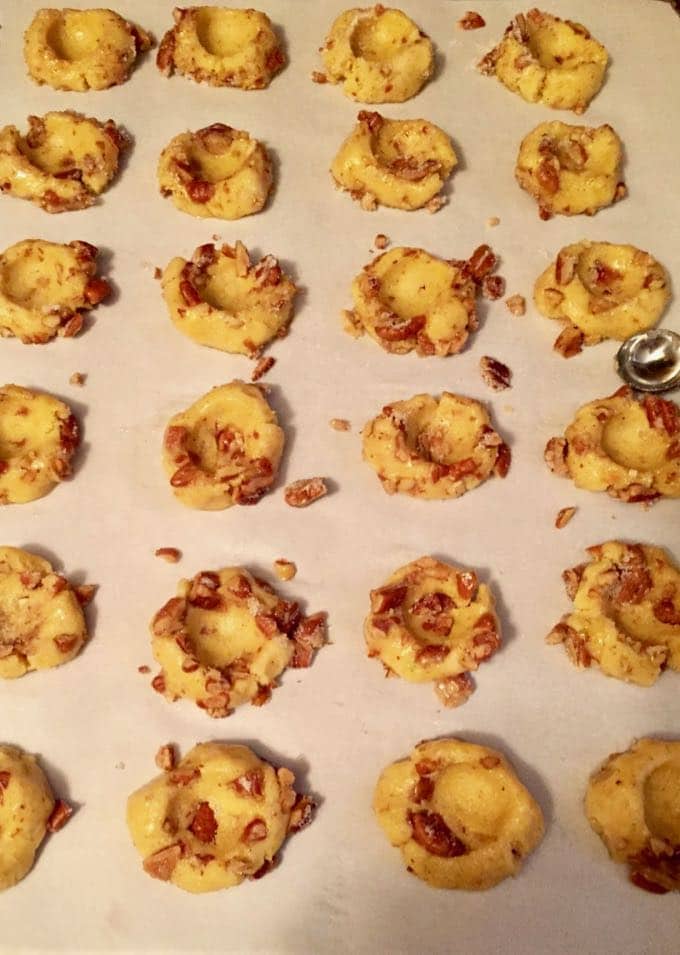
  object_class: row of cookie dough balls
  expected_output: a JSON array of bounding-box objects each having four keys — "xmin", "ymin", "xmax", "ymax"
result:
[
  {"xmin": 0, "ymin": 109, "xmax": 629, "ymax": 219},
  {"xmin": 4, "ymin": 736, "xmax": 679, "ymax": 896},
  {"xmin": 23, "ymin": 6, "xmax": 608, "ymax": 113}
]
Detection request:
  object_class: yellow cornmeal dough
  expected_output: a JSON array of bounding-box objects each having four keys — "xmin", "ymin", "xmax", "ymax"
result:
[
  {"xmin": 346, "ymin": 247, "xmax": 477, "ymax": 356},
  {"xmin": 544, "ymin": 388, "xmax": 680, "ymax": 504},
  {"xmin": 0, "ymin": 384, "xmax": 80, "ymax": 506},
  {"xmin": 157, "ymin": 7, "xmax": 284, "ymax": 88},
  {"xmin": 150, "ymin": 566, "xmax": 326, "ymax": 717},
  {"xmin": 24, "ymin": 8, "xmax": 152, "ymax": 92},
  {"xmin": 586, "ymin": 738, "xmax": 680, "ymax": 894},
  {"xmin": 0, "ymin": 111, "xmax": 126, "ymax": 214},
  {"xmin": 331, "ymin": 111, "xmax": 456, "ymax": 211},
  {"xmin": 0, "ymin": 546, "xmax": 88, "ymax": 679},
  {"xmin": 515, "ymin": 120, "xmax": 624, "ymax": 219},
  {"xmin": 374, "ymin": 738, "xmax": 545, "ymax": 890},
  {"xmin": 162, "ymin": 241, "xmax": 297, "ymax": 357},
  {"xmin": 365, "ymin": 557, "xmax": 500, "ymax": 707},
  {"xmin": 321, "ymin": 6, "xmax": 433, "ymax": 103},
  {"xmin": 0, "ymin": 744, "xmax": 55, "ymax": 891},
  {"xmin": 157, "ymin": 123, "xmax": 272, "ymax": 220},
  {"xmin": 480, "ymin": 9, "xmax": 608, "ymax": 113},
  {"xmin": 362, "ymin": 392, "xmax": 511, "ymax": 499},
  {"xmin": 162, "ymin": 381, "xmax": 283, "ymax": 510},
  {"xmin": 127, "ymin": 742, "xmax": 314, "ymax": 893},
  {"xmin": 0, "ymin": 239, "xmax": 110, "ymax": 344},
  {"xmin": 534, "ymin": 242, "xmax": 670, "ymax": 355},
  {"xmin": 547, "ymin": 542, "xmax": 680, "ymax": 687}
]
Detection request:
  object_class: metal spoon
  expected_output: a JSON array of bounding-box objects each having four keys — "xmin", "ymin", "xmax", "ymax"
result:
[{"xmin": 616, "ymin": 329, "xmax": 680, "ymax": 393}]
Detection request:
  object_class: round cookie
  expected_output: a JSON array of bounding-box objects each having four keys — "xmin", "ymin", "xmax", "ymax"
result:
[
  {"xmin": 0, "ymin": 546, "xmax": 90, "ymax": 679},
  {"xmin": 362, "ymin": 391, "xmax": 511, "ymax": 499},
  {"xmin": 544, "ymin": 387, "xmax": 680, "ymax": 504},
  {"xmin": 157, "ymin": 7, "xmax": 284, "ymax": 88},
  {"xmin": 547, "ymin": 542, "xmax": 680, "ymax": 687},
  {"xmin": 0, "ymin": 111, "xmax": 127, "ymax": 213},
  {"xmin": 127, "ymin": 742, "xmax": 314, "ymax": 893},
  {"xmin": 162, "ymin": 381, "xmax": 283, "ymax": 510},
  {"xmin": 373, "ymin": 738, "xmax": 545, "ymax": 890},
  {"xmin": 534, "ymin": 242, "xmax": 670, "ymax": 357},
  {"xmin": 321, "ymin": 6, "xmax": 434, "ymax": 103},
  {"xmin": 365, "ymin": 557, "xmax": 500, "ymax": 707},
  {"xmin": 0, "ymin": 384, "xmax": 80, "ymax": 506},
  {"xmin": 331, "ymin": 111, "xmax": 456, "ymax": 211},
  {"xmin": 479, "ymin": 9, "xmax": 608, "ymax": 113},
  {"xmin": 0, "ymin": 239, "xmax": 110, "ymax": 344},
  {"xmin": 149, "ymin": 566, "xmax": 326, "ymax": 717},
  {"xmin": 157, "ymin": 123, "xmax": 272, "ymax": 219},
  {"xmin": 24, "ymin": 8, "xmax": 152, "ymax": 91},
  {"xmin": 585, "ymin": 738, "xmax": 680, "ymax": 893},
  {"xmin": 515, "ymin": 120, "xmax": 625, "ymax": 219},
  {"xmin": 161, "ymin": 241, "xmax": 297, "ymax": 357},
  {"xmin": 0, "ymin": 744, "xmax": 56, "ymax": 891},
  {"xmin": 346, "ymin": 247, "xmax": 477, "ymax": 356}
]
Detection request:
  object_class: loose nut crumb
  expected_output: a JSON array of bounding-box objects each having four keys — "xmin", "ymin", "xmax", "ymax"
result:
[
  {"xmin": 138, "ymin": 665, "xmax": 151, "ymax": 674},
  {"xmin": 155, "ymin": 547, "xmax": 181, "ymax": 563},
  {"xmin": 555, "ymin": 506, "xmax": 577, "ymax": 529},
  {"xmin": 342, "ymin": 308, "xmax": 362, "ymax": 338},
  {"xmin": 360, "ymin": 192, "xmax": 378, "ymax": 211},
  {"xmin": 329, "ymin": 418, "xmax": 351, "ymax": 432},
  {"xmin": 481, "ymin": 274, "xmax": 506, "ymax": 300},
  {"xmin": 155, "ymin": 744, "xmax": 176, "ymax": 772},
  {"xmin": 480, "ymin": 356, "xmax": 512, "ymax": 391},
  {"xmin": 69, "ymin": 372, "xmax": 86, "ymax": 386},
  {"xmin": 426, "ymin": 196, "xmax": 445, "ymax": 214},
  {"xmin": 505, "ymin": 294, "xmax": 526, "ymax": 316},
  {"xmin": 486, "ymin": 216, "xmax": 500, "ymax": 227},
  {"xmin": 74, "ymin": 584, "xmax": 96, "ymax": 606},
  {"xmin": 458, "ymin": 11, "xmax": 486, "ymax": 30},
  {"xmin": 284, "ymin": 477, "xmax": 328, "ymax": 508},
  {"xmin": 273, "ymin": 559, "xmax": 297, "ymax": 581},
  {"xmin": 374, "ymin": 233, "xmax": 389, "ymax": 250},
  {"xmin": 311, "ymin": 71, "xmax": 327, "ymax": 84},
  {"xmin": 251, "ymin": 356, "xmax": 276, "ymax": 382},
  {"xmin": 153, "ymin": 267, "xmax": 162, "ymax": 280}
]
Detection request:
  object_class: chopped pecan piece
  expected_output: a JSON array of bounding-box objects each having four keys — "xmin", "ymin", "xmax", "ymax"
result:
[
  {"xmin": 233, "ymin": 770, "xmax": 264, "ymax": 798},
  {"xmin": 284, "ymin": 477, "xmax": 328, "ymax": 508},
  {"xmin": 375, "ymin": 313, "xmax": 426, "ymax": 341},
  {"xmin": 480, "ymin": 356, "xmax": 511, "ymax": 391},
  {"xmin": 251, "ymin": 356, "xmax": 276, "ymax": 382},
  {"xmin": 155, "ymin": 744, "xmax": 176, "ymax": 772},
  {"xmin": 289, "ymin": 794, "xmax": 315, "ymax": 832},
  {"xmin": 186, "ymin": 180, "xmax": 215, "ymax": 203},
  {"xmin": 155, "ymin": 547, "xmax": 181, "ymax": 563},
  {"xmin": 68, "ymin": 372, "xmax": 86, "ymax": 386},
  {"xmin": 555, "ymin": 506, "xmax": 577, "ymax": 529},
  {"xmin": 188, "ymin": 802, "xmax": 218, "ymax": 843},
  {"xmin": 374, "ymin": 233, "xmax": 389, "ymax": 250},
  {"xmin": 458, "ymin": 11, "xmax": 485, "ymax": 29},
  {"xmin": 242, "ymin": 818, "xmax": 268, "ymax": 843},
  {"xmin": 169, "ymin": 767, "xmax": 200, "ymax": 787},
  {"xmin": 434, "ymin": 673, "xmax": 474, "ymax": 708},
  {"xmin": 505, "ymin": 294, "xmax": 525, "ymax": 316},
  {"xmin": 408, "ymin": 811, "xmax": 467, "ymax": 858},
  {"xmin": 653, "ymin": 598, "xmax": 680, "ymax": 626},
  {"xmin": 75, "ymin": 584, "xmax": 96, "ymax": 606},
  {"xmin": 291, "ymin": 612, "xmax": 327, "ymax": 668},
  {"xmin": 273, "ymin": 558, "xmax": 297, "ymax": 581},
  {"xmin": 480, "ymin": 755, "xmax": 500, "ymax": 769},
  {"xmin": 643, "ymin": 396, "xmax": 679, "ymax": 436},
  {"xmin": 329, "ymin": 418, "xmax": 351, "ymax": 432},
  {"xmin": 370, "ymin": 585, "xmax": 407, "ymax": 613},
  {"xmin": 481, "ymin": 275, "xmax": 506, "ymax": 300},
  {"xmin": 563, "ymin": 564, "xmax": 586, "ymax": 600},
  {"xmin": 467, "ymin": 244, "xmax": 497, "ymax": 282},
  {"xmin": 545, "ymin": 437, "xmax": 569, "ymax": 476},
  {"xmin": 456, "ymin": 571, "xmax": 477, "ymax": 602},
  {"xmin": 415, "ymin": 644, "xmax": 450, "ymax": 665},
  {"xmin": 143, "ymin": 844, "xmax": 182, "ymax": 881},
  {"xmin": 554, "ymin": 325, "xmax": 585, "ymax": 358},
  {"xmin": 46, "ymin": 799, "xmax": 73, "ymax": 833},
  {"xmin": 555, "ymin": 250, "xmax": 578, "ymax": 285},
  {"xmin": 311, "ymin": 70, "xmax": 327, "ymax": 83},
  {"xmin": 494, "ymin": 443, "xmax": 511, "ymax": 478}
]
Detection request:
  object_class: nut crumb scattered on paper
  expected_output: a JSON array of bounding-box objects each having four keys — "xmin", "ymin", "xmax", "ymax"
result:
[
  {"xmin": 155, "ymin": 547, "xmax": 181, "ymax": 563},
  {"xmin": 274, "ymin": 559, "xmax": 297, "ymax": 581},
  {"xmin": 69, "ymin": 372, "xmax": 86, "ymax": 386},
  {"xmin": 330, "ymin": 418, "xmax": 351, "ymax": 432}
]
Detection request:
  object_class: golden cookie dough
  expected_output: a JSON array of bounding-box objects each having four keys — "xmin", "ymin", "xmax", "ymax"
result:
[
  {"xmin": 0, "ymin": 546, "xmax": 89, "ymax": 679},
  {"xmin": 161, "ymin": 241, "xmax": 297, "ymax": 357},
  {"xmin": 544, "ymin": 388, "xmax": 680, "ymax": 504},
  {"xmin": 365, "ymin": 557, "xmax": 500, "ymax": 707},
  {"xmin": 374, "ymin": 738, "xmax": 545, "ymax": 890},
  {"xmin": 479, "ymin": 9, "xmax": 608, "ymax": 113},
  {"xmin": 331, "ymin": 111, "xmax": 456, "ymax": 211},
  {"xmin": 515, "ymin": 120, "xmax": 624, "ymax": 219},
  {"xmin": 0, "ymin": 384, "xmax": 80, "ymax": 506},
  {"xmin": 0, "ymin": 744, "xmax": 56, "ymax": 891},
  {"xmin": 321, "ymin": 6, "xmax": 434, "ymax": 103},
  {"xmin": 162, "ymin": 381, "xmax": 283, "ymax": 510},
  {"xmin": 157, "ymin": 7, "xmax": 284, "ymax": 88},
  {"xmin": 0, "ymin": 111, "xmax": 127, "ymax": 213},
  {"xmin": 127, "ymin": 742, "xmax": 314, "ymax": 893},
  {"xmin": 346, "ymin": 247, "xmax": 477, "ymax": 356},
  {"xmin": 0, "ymin": 239, "xmax": 110, "ymax": 344},
  {"xmin": 149, "ymin": 566, "xmax": 326, "ymax": 717},
  {"xmin": 157, "ymin": 123, "xmax": 272, "ymax": 219},
  {"xmin": 547, "ymin": 542, "xmax": 680, "ymax": 687},
  {"xmin": 535, "ymin": 242, "xmax": 670, "ymax": 356},
  {"xmin": 362, "ymin": 391, "xmax": 511, "ymax": 499},
  {"xmin": 24, "ymin": 8, "xmax": 152, "ymax": 91},
  {"xmin": 586, "ymin": 738, "xmax": 680, "ymax": 894}
]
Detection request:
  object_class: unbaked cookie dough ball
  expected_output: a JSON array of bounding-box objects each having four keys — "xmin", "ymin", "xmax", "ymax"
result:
[
  {"xmin": 365, "ymin": 556, "xmax": 500, "ymax": 707},
  {"xmin": 479, "ymin": 9, "xmax": 608, "ymax": 113},
  {"xmin": 586, "ymin": 738, "xmax": 680, "ymax": 894},
  {"xmin": 534, "ymin": 241, "xmax": 670, "ymax": 357},
  {"xmin": 0, "ymin": 384, "xmax": 80, "ymax": 505},
  {"xmin": 157, "ymin": 123, "xmax": 272, "ymax": 219},
  {"xmin": 24, "ymin": 8, "xmax": 152, "ymax": 91},
  {"xmin": 0, "ymin": 111, "xmax": 127, "ymax": 213},
  {"xmin": 127, "ymin": 742, "xmax": 314, "ymax": 892},
  {"xmin": 157, "ymin": 7, "xmax": 284, "ymax": 88},
  {"xmin": 515, "ymin": 120, "xmax": 625, "ymax": 219},
  {"xmin": 331, "ymin": 111, "xmax": 456, "ymax": 212},
  {"xmin": 320, "ymin": 6, "xmax": 433, "ymax": 103},
  {"xmin": 362, "ymin": 391, "xmax": 511, "ymax": 499},
  {"xmin": 149, "ymin": 566, "xmax": 327, "ymax": 717},
  {"xmin": 544, "ymin": 388, "xmax": 680, "ymax": 504},
  {"xmin": 0, "ymin": 546, "xmax": 92, "ymax": 678},
  {"xmin": 374, "ymin": 738, "xmax": 545, "ymax": 889},
  {"xmin": 161, "ymin": 241, "xmax": 297, "ymax": 357},
  {"xmin": 162, "ymin": 380, "xmax": 284, "ymax": 510},
  {"xmin": 0, "ymin": 239, "xmax": 110, "ymax": 344}
]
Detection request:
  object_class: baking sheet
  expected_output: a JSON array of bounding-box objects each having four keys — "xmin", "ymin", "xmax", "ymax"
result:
[{"xmin": 0, "ymin": 1, "xmax": 679, "ymax": 951}]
